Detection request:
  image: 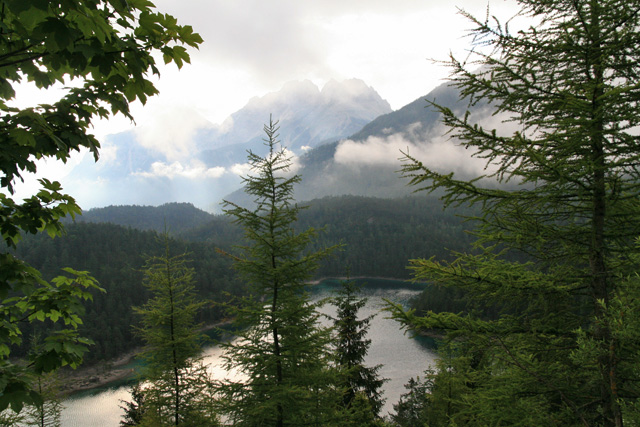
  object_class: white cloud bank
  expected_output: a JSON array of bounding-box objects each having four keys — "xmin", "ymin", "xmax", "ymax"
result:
[
  {"xmin": 334, "ymin": 106, "xmax": 525, "ymax": 177},
  {"xmin": 334, "ymin": 123, "xmax": 500, "ymax": 177},
  {"xmin": 133, "ymin": 105, "xmax": 213, "ymax": 161},
  {"xmin": 135, "ymin": 160, "xmax": 225, "ymax": 179}
]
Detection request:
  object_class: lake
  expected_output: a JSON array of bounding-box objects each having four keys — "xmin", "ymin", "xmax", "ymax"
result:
[{"xmin": 58, "ymin": 278, "xmax": 437, "ymax": 426}]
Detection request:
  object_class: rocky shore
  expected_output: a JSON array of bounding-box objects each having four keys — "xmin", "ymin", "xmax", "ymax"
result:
[
  {"xmin": 58, "ymin": 320, "xmax": 233, "ymax": 395},
  {"xmin": 59, "ymin": 349, "xmax": 139, "ymax": 394}
]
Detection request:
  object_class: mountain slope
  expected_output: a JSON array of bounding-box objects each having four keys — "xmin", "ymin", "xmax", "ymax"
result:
[
  {"xmin": 243, "ymin": 81, "xmax": 501, "ymax": 204},
  {"xmin": 75, "ymin": 202, "xmax": 215, "ymax": 234},
  {"xmin": 62, "ymin": 79, "xmax": 391, "ymax": 211},
  {"xmin": 198, "ymin": 78, "xmax": 391, "ymax": 166}
]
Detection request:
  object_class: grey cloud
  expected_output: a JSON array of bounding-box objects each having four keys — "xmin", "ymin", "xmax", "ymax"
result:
[
  {"xmin": 334, "ymin": 112, "xmax": 516, "ymax": 177},
  {"xmin": 151, "ymin": 0, "xmax": 510, "ymax": 86}
]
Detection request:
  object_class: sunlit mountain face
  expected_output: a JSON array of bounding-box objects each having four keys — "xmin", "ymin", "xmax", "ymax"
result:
[
  {"xmin": 61, "ymin": 79, "xmax": 391, "ymax": 212},
  {"xmin": 59, "ymin": 78, "xmax": 505, "ymax": 212}
]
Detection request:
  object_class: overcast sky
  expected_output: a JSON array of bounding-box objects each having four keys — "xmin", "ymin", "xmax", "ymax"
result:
[
  {"xmin": 11, "ymin": 0, "xmax": 525, "ymax": 203},
  {"xmin": 88, "ymin": 0, "xmax": 522, "ymax": 139}
]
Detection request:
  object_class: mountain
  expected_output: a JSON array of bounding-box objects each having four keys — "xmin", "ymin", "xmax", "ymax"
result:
[
  {"xmin": 225, "ymin": 80, "xmax": 498, "ymax": 206},
  {"xmin": 198, "ymin": 78, "xmax": 391, "ymax": 166},
  {"xmin": 61, "ymin": 79, "xmax": 392, "ymax": 212},
  {"xmin": 75, "ymin": 202, "xmax": 216, "ymax": 234}
]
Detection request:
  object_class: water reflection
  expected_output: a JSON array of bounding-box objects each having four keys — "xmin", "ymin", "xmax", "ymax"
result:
[{"xmin": 59, "ymin": 280, "xmax": 436, "ymax": 426}]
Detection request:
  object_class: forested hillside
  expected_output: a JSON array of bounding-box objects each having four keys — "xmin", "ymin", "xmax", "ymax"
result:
[
  {"xmin": 11, "ymin": 223, "xmax": 240, "ymax": 363},
  {"xmin": 176, "ymin": 194, "xmax": 476, "ymax": 278},
  {"xmin": 300, "ymin": 195, "xmax": 475, "ymax": 278},
  {"xmin": 10, "ymin": 195, "xmax": 474, "ymax": 364},
  {"xmin": 74, "ymin": 202, "xmax": 215, "ymax": 234}
]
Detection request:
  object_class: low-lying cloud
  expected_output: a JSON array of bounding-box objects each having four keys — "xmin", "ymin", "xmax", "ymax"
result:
[
  {"xmin": 133, "ymin": 106, "xmax": 213, "ymax": 161},
  {"xmin": 135, "ymin": 160, "xmax": 225, "ymax": 179},
  {"xmin": 334, "ymin": 128, "xmax": 494, "ymax": 177},
  {"xmin": 334, "ymin": 110, "xmax": 521, "ymax": 178}
]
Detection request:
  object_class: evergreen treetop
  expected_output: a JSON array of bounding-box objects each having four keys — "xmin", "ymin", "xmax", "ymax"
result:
[
  {"xmin": 392, "ymin": 1, "xmax": 640, "ymax": 425},
  {"xmin": 217, "ymin": 117, "xmax": 339, "ymax": 426}
]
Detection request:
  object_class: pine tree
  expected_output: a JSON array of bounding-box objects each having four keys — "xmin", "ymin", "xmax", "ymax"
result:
[
  {"xmin": 390, "ymin": 375, "xmax": 431, "ymax": 427},
  {"xmin": 132, "ymin": 234, "xmax": 216, "ymax": 426},
  {"xmin": 22, "ymin": 373, "xmax": 63, "ymax": 427},
  {"xmin": 119, "ymin": 382, "xmax": 146, "ymax": 426},
  {"xmin": 390, "ymin": 1, "xmax": 640, "ymax": 425},
  {"xmin": 216, "ymin": 117, "xmax": 338, "ymax": 426},
  {"xmin": 330, "ymin": 279, "xmax": 385, "ymax": 425}
]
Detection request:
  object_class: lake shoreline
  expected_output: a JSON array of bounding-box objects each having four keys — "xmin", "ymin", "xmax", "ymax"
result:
[
  {"xmin": 59, "ymin": 320, "xmax": 234, "ymax": 395},
  {"xmin": 59, "ymin": 349, "xmax": 139, "ymax": 395},
  {"xmin": 60, "ymin": 276, "xmax": 417, "ymax": 395}
]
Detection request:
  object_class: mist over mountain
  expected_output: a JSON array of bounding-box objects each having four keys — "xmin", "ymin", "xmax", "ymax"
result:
[
  {"xmin": 204, "ymin": 78, "xmax": 391, "ymax": 153},
  {"xmin": 63, "ymin": 79, "xmax": 391, "ymax": 212},
  {"xmin": 225, "ymin": 81, "xmax": 506, "ymax": 206},
  {"xmin": 60, "ymin": 77, "xmax": 509, "ymax": 212}
]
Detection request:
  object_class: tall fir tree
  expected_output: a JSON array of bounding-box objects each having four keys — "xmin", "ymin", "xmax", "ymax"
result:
[
  {"xmin": 119, "ymin": 382, "xmax": 147, "ymax": 427},
  {"xmin": 390, "ymin": 1, "xmax": 640, "ymax": 425},
  {"xmin": 330, "ymin": 279, "xmax": 386, "ymax": 425},
  {"xmin": 132, "ymin": 233, "xmax": 216, "ymax": 426},
  {"xmin": 390, "ymin": 375, "xmax": 431, "ymax": 427},
  {"xmin": 23, "ymin": 373, "xmax": 62, "ymax": 427},
  {"xmin": 216, "ymin": 117, "xmax": 338, "ymax": 426}
]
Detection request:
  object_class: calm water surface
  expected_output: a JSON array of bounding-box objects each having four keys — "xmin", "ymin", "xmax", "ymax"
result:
[{"xmin": 59, "ymin": 279, "xmax": 437, "ymax": 426}]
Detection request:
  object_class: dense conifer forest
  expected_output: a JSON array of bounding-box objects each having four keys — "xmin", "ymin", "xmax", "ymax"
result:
[
  {"xmin": 8, "ymin": 195, "xmax": 472, "ymax": 364},
  {"xmin": 4, "ymin": 0, "xmax": 640, "ymax": 425}
]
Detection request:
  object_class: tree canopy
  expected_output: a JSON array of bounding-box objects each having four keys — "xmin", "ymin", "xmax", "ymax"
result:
[
  {"xmin": 216, "ymin": 118, "xmax": 339, "ymax": 426},
  {"xmin": 0, "ymin": 0, "xmax": 202, "ymax": 413},
  {"xmin": 133, "ymin": 234, "xmax": 216, "ymax": 426},
  {"xmin": 392, "ymin": 0, "xmax": 640, "ymax": 425}
]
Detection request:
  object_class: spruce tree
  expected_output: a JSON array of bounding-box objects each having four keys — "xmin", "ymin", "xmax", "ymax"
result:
[
  {"xmin": 217, "ymin": 117, "xmax": 338, "ymax": 426},
  {"xmin": 390, "ymin": 376, "xmax": 431, "ymax": 427},
  {"xmin": 330, "ymin": 279, "xmax": 385, "ymax": 425},
  {"xmin": 390, "ymin": 1, "xmax": 640, "ymax": 425},
  {"xmin": 119, "ymin": 382, "xmax": 147, "ymax": 426},
  {"xmin": 22, "ymin": 373, "xmax": 63, "ymax": 427},
  {"xmin": 132, "ymin": 234, "xmax": 216, "ymax": 426}
]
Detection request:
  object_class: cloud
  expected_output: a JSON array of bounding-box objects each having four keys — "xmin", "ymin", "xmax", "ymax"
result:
[
  {"xmin": 99, "ymin": 143, "xmax": 119, "ymax": 164},
  {"xmin": 148, "ymin": 0, "xmax": 524, "ymax": 117},
  {"xmin": 133, "ymin": 105, "xmax": 213, "ymax": 161},
  {"xmin": 229, "ymin": 148, "xmax": 302, "ymax": 178},
  {"xmin": 282, "ymin": 148, "xmax": 302, "ymax": 176},
  {"xmin": 135, "ymin": 160, "xmax": 225, "ymax": 179},
  {"xmin": 335, "ymin": 135, "xmax": 409, "ymax": 167},
  {"xmin": 334, "ymin": 126, "xmax": 497, "ymax": 177},
  {"xmin": 230, "ymin": 162, "xmax": 252, "ymax": 177}
]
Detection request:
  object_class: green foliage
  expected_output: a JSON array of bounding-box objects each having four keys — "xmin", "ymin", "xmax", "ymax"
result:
[
  {"xmin": 120, "ymin": 382, "xmax": 146, "ymax": 427},
  {"xmin": 330, "ymin": 278, "xmax": 386, "ymax": 424},
  {"xmin": 0, "ymin": 0, "xmax": 202, "ymax": 245},
  {"xmin": 1, "ymin": 0, "xmax": 202, "ymax": 414},
  {"xmin": 75, "ymin": 203, "xmax": 216, "ymax": 234},
  {"xmin": 132, "ymin": 233, "xmax": 217, "ymax": 426},
  {"xmin": 0, "ymin": 259, "xmax": 101, "ymax": 412},
  {"xmin": 10, "ymin": 221, "xmax": 240, "ymax": 363},
  {"xmin": 390, "ymin": 1, "xmax": 640, "ymax": 425},
  {"xmin": 216, "ymin": 118, "xmax": 339, "ymax": 426}
]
